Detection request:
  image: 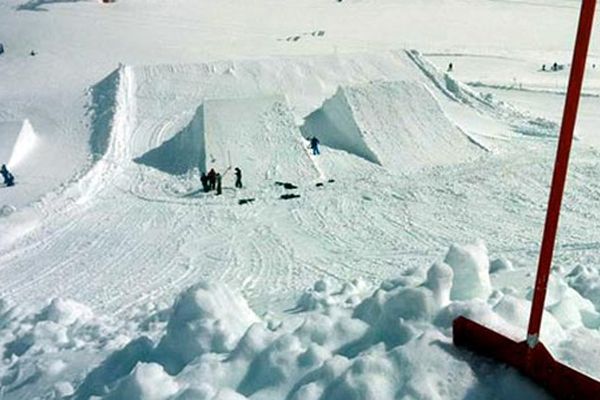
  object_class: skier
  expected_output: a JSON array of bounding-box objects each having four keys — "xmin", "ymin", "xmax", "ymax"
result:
[
  {"xmin": 310, "ymin": 136, "xmax": 320, "ymax": 156},
  {"xmin": 216, "ymin": 173, "xmax": 222, "ymax": 195},
  {"xmin": 542, "ymin": 64, "xmax": 546, "ymax": 71},
  {"xmin": 207, "ymin": 168, "xmax": 217, "ymax": 191},
  {"xmin": 200, "ymin": 171, "xmax": 209, "ymax": 192},
  {"xmin": 1, "ymin": 164, "xmax": 14, "ymax": 187},
  {"xmin": 447, "ymin": 62, "xmax": 453, "ymax": 72},
  {"xmin": 234, "ymin": 167, "xmax": 243, "ymax": 189}
]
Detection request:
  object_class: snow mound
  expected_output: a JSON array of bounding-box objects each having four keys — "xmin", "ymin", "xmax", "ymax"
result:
[
  {"xmin": 8, "ymin": 241, "xmax": 600, "ymax": 399},
  {"xmin": 528, "ymin": 277, "xmax": 600, "ymax": 330},
  {"xmin": 104, "ymin": 362, "xmax": 179, "ymax": 400},
  {"xmin": 0, "ymin": 121, "xmax": 23, "ymax": 164},
  {"xmin": 36, "ymin": 298, "xmax": 95, "ymax": 326},
  {"xmin": 567, "ymin": 265, "xmax": 600, "ymax": 312},
  {"xmin": 296, "ymin": 277, "xmax": 371, "ymax": 311},
  {"xmin": 154, "ymin": 281, "xmax": 260, "ymax": 374},
  {"xmin": 202, "ymin": 96, "xmax": 318, "ymax": 186},
  {"xmin": 444, "ymin": 240, "xmax": 492, "ymax": 301},
  {"xmin": 301, "ymin": 81, "xmax": 483, "ymax": 171},
  {"xmin": 89, "ymin": 241, "xmax": 562, "ymax": 400},
  {"xmin": 490, "ymin": 256, "xmax": 514, "ymax": 273},
  {"xmin": 0, "ymin": 297, "xmax": 131, "ymax": 400},
  {"xmin": 0, "ymin": 119, "xmax": 39, "ymax": 169}
]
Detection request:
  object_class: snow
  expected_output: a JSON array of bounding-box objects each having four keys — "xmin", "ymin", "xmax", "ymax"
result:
[
  {"xmin": 104, "ymin": 363, "xmax": 179, "ymax": 400},
  {"xmin": 2, "ymin": 0, "xmax": 600, "ymax": 397},
  {"xmin": 7, "ymin": 119, "xmax": 38, "ymax": 169},
  {"xmin": 154, "ymin": 281, "xmax": 260, "ymax": 374},
  {"xmin": 301, "ymin": 80, "xmax": 483, "ymax": 170},
  {"xmin": 445, "ymin": 241, "xmax": 492, "ymax": 301},
  {"xmin": 0, "ymin": 121, "xmax": 24, "ymax": 164},
  {"xmin": 8, "ymin": 243, "xmax": 599, "ymax": 398}
]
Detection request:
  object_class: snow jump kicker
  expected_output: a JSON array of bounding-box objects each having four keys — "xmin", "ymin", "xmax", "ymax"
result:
[{"xmin": 453, "ymin": 0, "xmax": 600, "ymax": 398}]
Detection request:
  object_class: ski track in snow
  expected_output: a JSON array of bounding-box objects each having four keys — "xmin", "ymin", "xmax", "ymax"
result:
[{"xmin": 1, "ymin": 50, "xmax": 600, "ymax": 322}]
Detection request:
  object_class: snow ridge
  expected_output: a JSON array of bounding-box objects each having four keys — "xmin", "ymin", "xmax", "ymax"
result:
[
  {"xmin": 405, "ymin": 50, "xmax": 560, "ymax": 138},
  {"xmin": 78, "ymin": 65, "xmax": 137, "ymax": 205}
]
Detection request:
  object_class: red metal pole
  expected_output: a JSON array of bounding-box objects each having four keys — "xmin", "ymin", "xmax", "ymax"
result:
[{"xmin": 527, "ymin": 0, "xmax": 597, "ymax": 347}]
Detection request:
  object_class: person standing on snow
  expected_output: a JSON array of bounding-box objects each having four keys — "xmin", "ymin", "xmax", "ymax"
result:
[
  {"xmin": 200, "ymin": 171, "xmax": 209, "ymax": 192},
  {"xmin": 310, "ymin": 137, "xmax": 320, "ymax": 156},
  {"xmin": 1, "ymin": 164, "xmax": 14, "ymax": 187},
  {"xmin": 216, "ymin": 173, "xmax": 222, "ymax": 195},
  {"xmin": 207, "ymin": 168, "xmax": 217, "ymax": 191},
  {"xmin": 234, "ymin": 167, "xmax": 243, "ymax": 189}
]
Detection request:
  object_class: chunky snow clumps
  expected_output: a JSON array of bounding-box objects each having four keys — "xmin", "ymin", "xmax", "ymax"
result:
[{"xmin": 2, "ymin": 241, "xmax": 600, "ymax": 400}]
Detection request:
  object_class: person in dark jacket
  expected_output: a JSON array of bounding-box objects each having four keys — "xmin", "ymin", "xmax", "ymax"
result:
[
  {"xmin": 310, "ymin": 137, "xmax": 320, "ymax": 155},
  {"xmin": 1, "ymin": 164, "xmax": 14, "ymax": 187},
  {"xmin": 200, "ymin": 172, "xmax": 209, "ymax": 192},
  {"xmin": 234, "ymin": 167, "xmax": 243, "ymax": 189},
  {"xmin": 216, "ymin": 173, "xmax": 222, "ymax": 195},
  {"xmin": 207, "ymin": 168, "xmax": 217, "ymax": 191}
]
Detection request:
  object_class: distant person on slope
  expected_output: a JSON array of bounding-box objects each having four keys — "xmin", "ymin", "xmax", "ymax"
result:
[
  {"xmin": 200, "ymin": 171, "xmax": 209, "ymax": 192},
  {"xmin": 207, "ymin": 168, "xmax": 217, "ymax": 191},
  {"xmin": 234, "ymin": 167, "xmax": 243, "ymax": 189},
  {"xmin": 216, "ymin": 173, "xmax": 222, "ymax": 195},
  {"xmin": 1, "ymin": 164, "xmax": 14, "ymax": 187},
  {"xmin": 447, "ymin": 62, "xmax": 453, "ymax": 72},
  {"xmin": 310, "ymin": 136, "xmax": 320, "ymax": 156}
]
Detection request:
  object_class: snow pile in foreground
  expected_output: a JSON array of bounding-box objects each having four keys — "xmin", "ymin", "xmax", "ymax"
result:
[{"xmin": 3, "ymin": 242, "xmax": 600, "ymax": 399}]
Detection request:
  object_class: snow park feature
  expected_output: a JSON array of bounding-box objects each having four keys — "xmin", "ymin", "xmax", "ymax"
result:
[
  {"xmin": 453, "ymin": 0, "xmax": 600, "ymax": 398},
  {"xmin": 300, "ymin": 81, "xmax": 484, "ymax": 171},
  {"xmin": 3, "ymin": 0, "xmax": 600, "ymax": 398}
]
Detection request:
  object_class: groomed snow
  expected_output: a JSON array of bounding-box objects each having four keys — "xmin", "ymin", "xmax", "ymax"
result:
[{"xmin": 2, "ymin": 0, "xmax": 600, "ymax": 398}]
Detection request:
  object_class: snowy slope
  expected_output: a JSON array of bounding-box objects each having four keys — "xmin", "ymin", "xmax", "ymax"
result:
[
  {"xmin": 2, "ymin": 0, "xmax": 600, "ymax": 398},
  {"xmin": 301, "ymin": 80, "xmax": 485, "ymax": 170},
  {"xmin": 203, "ymin": 96, "xmax": 319, "ymax": 185}
]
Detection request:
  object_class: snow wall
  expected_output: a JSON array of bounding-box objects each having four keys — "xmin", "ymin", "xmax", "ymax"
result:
[{"xmin": 301, "ymin": 81, "xmax": 484, "ymax": 172}]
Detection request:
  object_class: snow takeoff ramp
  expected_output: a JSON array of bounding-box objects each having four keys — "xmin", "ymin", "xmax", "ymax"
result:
[
  {"xmin": 301, "ymin": 81, "xmax": 483, "ymax": 172},
  {"xmin": 203, "ymin": 96, "xmax": 318, "ymax": 186},
  {"xmin": 0, "ymin": 119, "xmax": 38, "ymax": 168}
]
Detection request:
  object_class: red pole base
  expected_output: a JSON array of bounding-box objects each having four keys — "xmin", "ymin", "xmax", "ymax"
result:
[{"xmin": 453, "ymin": 316, "xmax": 600, "ymax": 399}]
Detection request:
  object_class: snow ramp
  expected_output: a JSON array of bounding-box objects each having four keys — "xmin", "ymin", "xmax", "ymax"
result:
[
  {"xmin": 0, "ymin": 121, "xmax": 24, "ymax": 164},
  {"xmin": 301, "ymin": 80, "xmax": 484, "ymax": 172},
  {"xmin": 0, "ymin": 119, "xmax": 38, "ymax": 169},
  {"xmin": 203, "ymin": 96, "xmax": 318, "ymax": 186},
  {"xmin": 134, "ymin": 106, "xmax": 206, "ymax": 176}
]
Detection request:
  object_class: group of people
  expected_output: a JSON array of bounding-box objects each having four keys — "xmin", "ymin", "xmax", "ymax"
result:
[
  {"xmin": 542, "ymin": 63, "xmax": 562, "ymax": 72},
  {"xmin": 200, "ymin": 136, "xmax": 320, "ymax": 197},
  {"xmin": 200, "ymin": 167, "xmax": 242, "ymax": 195},
  {"xmin": 1, "ymin": 164, "xmax": 14, "ymax": 187}
]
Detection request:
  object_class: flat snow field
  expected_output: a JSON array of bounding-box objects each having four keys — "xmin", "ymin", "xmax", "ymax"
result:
[{"xmin": 1, "ymin": 0, "xmax": 600, "ymax": 399}]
